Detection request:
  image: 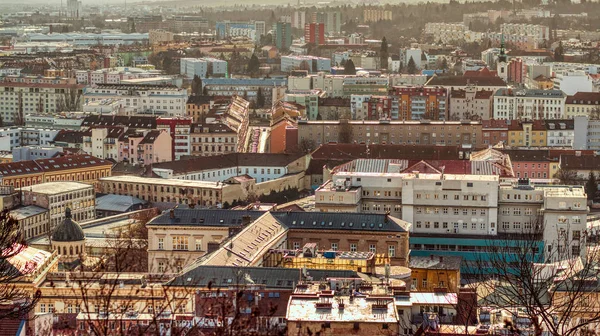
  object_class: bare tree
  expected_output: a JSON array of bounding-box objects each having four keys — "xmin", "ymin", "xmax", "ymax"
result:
[
  {"xmin": 465, "ymin": 222, "xmax": 600, "ymax": 336},
  {"xmin": 56, "ymin": 85, "xmax": 83, "ymax": 112},
  {"xmin": 0, "ymin": 210, "xmax": 41, "ymax": 320},
  {"xmin": 554, "ymin": 169, "xmax": 579, "ymax": 185},
  {"xmin": 298, "ymin": 138, "xmax": 316, "ymax": 154}
]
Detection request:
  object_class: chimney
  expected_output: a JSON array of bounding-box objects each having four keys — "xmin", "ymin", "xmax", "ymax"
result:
[
  {"xmin": 413, "ymin": 171, "xmax": 420, "ymax": 178},
  {"xmin": 430, "ymin": 254, "xmax": 434, "ymax": 260},
  {"xmin": 439, "ymin": 256, "xmax": 444, "ymax": 262},
  {"xmin": 169, "ymin": 209, "xmax": 175, "ymax": 219}
]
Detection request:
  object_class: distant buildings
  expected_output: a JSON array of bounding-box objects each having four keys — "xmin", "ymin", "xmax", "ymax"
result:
[
  {"xmin": 493, "ymin": 89, "xmax": 567, "ymax": 120},
  {"xmin": 281, "ymin": 55, "xmax": 331, "ymax": 73},
  {"xmin": 304, "ymin": 23, "xmax": 325, "ymax": 45},
  {"xmin": 83, "ymin": 84, "xmax": 188, "ymax": 116},
  {"xmin": 363, "ymin": 9, "xmax": 392, "ymax": 22},
  {"xmin": 216, "ymin": 20, "xmax": 266, "ymax": 42},
  {"xmin": 179, "ymin": 58, "xmax": 227, "ymax": 79},
  {"xmin": 273, "ymin": 22, "xmax": 292, "ymax": 50},
  {"xmin": 25, "ymin": 32, "xmax": 149, "ymax": 46}
]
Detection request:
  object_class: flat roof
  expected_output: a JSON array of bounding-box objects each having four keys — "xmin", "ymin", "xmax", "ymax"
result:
[
  {"xmin": 19, "ymin": 181, "xmax": 93, "ymax": 194},
  {"xmin": 287, "ymin": 295, "xmax": 397, "ymax": 322},
  {"xmin": 100, "ymin": 176, "xmax": 224, "ymax": 189},
  {"xmin": 9, "ymin": 205, "xmax": 47, "ymax": 220}
]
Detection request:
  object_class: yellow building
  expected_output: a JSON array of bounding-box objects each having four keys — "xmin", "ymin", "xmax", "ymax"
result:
[
  {"xmin": 263, "ymin": 243, "xmax": 377, "ymax": 274},
  {"xmin": 565, "ymin": 92, "xmax": 600, "ymax": 118},
  {"xmin": 532, "ymin": 75, "xmax": 554, "ymax": 90},
  {"xmin": 0, "ymin": 155, "xmax": 112, "ymax": 188},
  {"xmin": 507, "ymin": 120, "xmax": 547, "ymax": 147},
  {"xmin": 409, "ymin": 255, "xmax": 462, "ymax": 293}
]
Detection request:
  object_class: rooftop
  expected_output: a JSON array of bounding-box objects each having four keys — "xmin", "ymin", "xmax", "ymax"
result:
[
  {"xmin": 19, "ymin": 181, "xmax": 92, "ymax": 194},
  {"xmin": 9, "ymin": 205, "xmax": 47, "ymax": 220},
  {"xmin": 147, "ymin": 209, "xmax": 264, "ymax": 227},
  {"xmin": 409, "ymin": 255, "xmax": 462, "ymax": 270},
  {"xmin": 100, "ymin": 176, "xmax": 226, "ymax": 189},
  {"xmin": 95, "ymin": 194, "xmax": 146, "ymax": 213}
]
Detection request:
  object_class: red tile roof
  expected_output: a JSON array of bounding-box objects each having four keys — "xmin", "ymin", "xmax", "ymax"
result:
[
  {"xmin": 565, "ymin": 92, "xmax": 600, "ymax": 105},
  {"xmin": 0, "ymin": 155, "xmax": 111, "ymax": 177}
]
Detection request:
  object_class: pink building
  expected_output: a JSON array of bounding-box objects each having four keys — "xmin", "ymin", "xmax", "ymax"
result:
[
  {"xmin": 118, "ymin": 129, "xmax": 172, "ymax": 164},
  {"xmin": 508, "ymin": 58, "xmax": 524, "ymax": 84}
]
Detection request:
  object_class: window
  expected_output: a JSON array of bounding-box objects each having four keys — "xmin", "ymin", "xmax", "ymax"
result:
[
  {"xmin": 158, "ymin": 238, "xmax": 164, "ymax": 250},
  {"xmin": 293, "ymin": 242, "xmax": 300, "ymax": 249},
  {"xmin": 443, "ymin": 208, "xmax": 448, "ymax": 214},
  {"xmin": 525, "ymin": 208, "xmax": 533, "ymax": 216},
  {"xmin": 502, "ymin": 222, "xmax": 510, "ymax": 229},
  {"xmin": 40, "ymin": 304, "xmax": 46, "ymax": 313},
  {"xmin": 453, "ymin": 209, "xmax": 459, "ymax": 215},
  {"xmin": 573, "ymin": 231, "xmax": 581, "ymax": 240},
  {"xmin": 369, "ymin": 244, "xmax": 376, "ymax": 253},
  {"xmin": 158, "ymin": 261, "xmax": 165, "ymax": 273},
  {"xmin": 48, "ymin": 304, "xmax": 54, "ymax": 313},
  {"xmin": 172, "ymin": 236, "xmax": 188, "ymax": 250},
  {"xmin": 195, "ymin": 240, "xmax": 202, "ymax": 251},
  {"xmin": 331, "ymin": 243, "xmax": 338, "ymax": 251},
  {"xmin": 416, "ymin": 221, "xmax": 422, "ymax": 228},
  {"xmin": 350, "ymin": 243, "xmax": 357, "ymax": 252},
  {"xmin": 388, "ymin": 245, "xmax": 395, "ymax": 257},
  {"xmin": 422, "ymin": 279, "xmax": 427, "ymax": 288},
  {"xmin": 513, "ymin": 208, "xmax": 521, "ymax": 216},
  {"xmin": 443, "ymin": 222, "xmax": 448, "ymax": 229}
]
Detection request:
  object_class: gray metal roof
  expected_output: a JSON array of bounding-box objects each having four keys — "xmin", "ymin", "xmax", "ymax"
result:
[
  {"xmin": 168, "ymin": 265, "xmax": 359, "ymax": 288},
  {"xmin": 95, "ymin": 194, "xmax": 146, "ymax": 212},
  {"xmin": 272, "ymin": 211, "xmax": 409, "ymax": 232},
  {"xmin": 147, "ymin": 209, "xmax": 265, "ymax": 227}
]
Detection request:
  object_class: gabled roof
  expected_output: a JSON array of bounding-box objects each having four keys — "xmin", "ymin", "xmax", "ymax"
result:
[
  {"xmin": 561, "ymin": 155, "xmax": 600, "ymax": 170},
  {"xmin": 53, "ymin": 130, "xmax": 90, "ymax": 144},
  {"xmin": 139, "ymin": 130, "xmax": 163, "ymax": 144},
  {"xmin": 0, "ymin": 155, "xmax": 111, "ymax": 177},
  {"xmin": 566, "ymin": 92, "xmax": 600, "ymax": 105}
]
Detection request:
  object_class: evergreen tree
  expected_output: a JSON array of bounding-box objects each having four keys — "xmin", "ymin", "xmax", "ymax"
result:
[
  {"xmin": 191, "ymin": 75, "xmax": 203, "ymax": 96},
  {"xmin": 407, "ymin": 56, "xmax": 417, "ymax": 74},
  {"xmin": 380, "ymin": 36, "xmax": 389, "ymax": 70},
  {"xmin": 256, "ymin": 87, "xmax": 265, "ymax": 108},
  {"xmin": 554, "ymin": 41, "xmax": 564, "ymax": 62},
  {"xmin": 344, "ymin": 59, "xmax": 356, "ymax": 75},
  {"xmin": 247, "ymin": 53, "xmax": 260, "ymax": 76},
  {"xmin": 586, "ymin": 171, "xmax": 597, "ymax": 200},
  {"xmin": 441, "ymin": 58, "xmax": 448, "ymax": 70}
]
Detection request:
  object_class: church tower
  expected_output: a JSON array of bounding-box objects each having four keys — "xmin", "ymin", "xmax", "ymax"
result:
[{"xmin": 497, "ymin": 34, "xmax": 508, "ymax": 82}]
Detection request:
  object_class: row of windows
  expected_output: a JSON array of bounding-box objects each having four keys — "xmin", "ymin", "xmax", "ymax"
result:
[
  {"xmin": 415, "ymin": 221, "xmax": 490, "ymax": 230},
  {"xmin": 416, "ymin": 207, "xmax": 487, "ymax": 216},
  {"xmin": 416, "ymin": 193, "xmax": 487, "ymax": 201}
]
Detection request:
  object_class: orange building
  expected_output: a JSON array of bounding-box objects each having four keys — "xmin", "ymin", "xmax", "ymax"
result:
[
  {"xmin": 393, "ymin": 86, "xmax": 448, "ymax": 120},
  {"xmin": 270, "ymin": 117, "xmax": 298, "ymax": 154},
  {"xmin": 0, "ymin": 155, "xmax": 112, "ymax": 188},
  {"xmin": 186, "ymin": 96, "xmax": 213, "ymax": 123}
]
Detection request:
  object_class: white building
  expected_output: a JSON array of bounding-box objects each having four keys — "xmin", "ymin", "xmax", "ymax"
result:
[
  {"xmin": 493, "ymin": 88, "xmax": 567, "ymax": 120},
  {"xmin": 75, "ymin": 67, "xmax": 164, "ymax": 85},
  {"xmin": 25, "ymin": 32, "xmax": 149, "ymax": 46},
  {"xmin": 82, "ymin": 99, "xmax": 123, "ymax": 114},
  {"xmin": 0, "ymin": 82, "xmax": 83, "ymax": 123},
  {"xmin": 12, "ymin": 146, "xmax": 63, "ymax": 162},
  {"xmin": 552, "ymin": 70, "xmax": 593, "ymax": 95},
  {"xmin": 315, "ymin": 160, "xmax": 587, "ymax": 261},
  {"xmin": 83, "ymin": 84, "xmax": 187, "ymax": 116},
  {"xmin": 399, "ymin": 48, "xmax": 422, "ymax": 68},
  {"xmin": 281, "ymin": 55, "xmax": 331, "ymax": 73},
  {"xmin": 179, "ymin": 58, "xmax": 228, "ymax": 79}
]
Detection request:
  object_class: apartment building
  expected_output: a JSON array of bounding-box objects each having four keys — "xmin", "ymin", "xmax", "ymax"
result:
[
  {"xmin": 9, "ymin": 205, "xmax": 50, "ymax": 240},
  {"xmin": 12, "ymin": 146, "xmax": 63, "ymax": 162},
  {"xmin": 99, "ymin": 175, "xmax": 244, "ymax": 207},
  {"xmin": 280, "ymin": 55, "xmax": 331, "ymax": 73},
  {"xmin": 148, "ymin": 29, "xmax": 174, "ymax": 44},
  {"xmin": 156, "ymin": 117, "xmax": 192, "ymax": 160},
  {"xmin": 565, "ymin": 92, "xmax": 600, "ymax": 118},
  {"xmin": 0, "ymin": 155, "xmax": 112, "ymax": 188},
  {"xmin": 297, "ymin": 119, "xmax": 483, "ymax": 147},
  {"xmin": 201, "ymin": 78, "xmax": 286, "ymax": 104},
  {"xmin": 424, "ymin": 23, "xmax": 468, "ymax": 44},
  {"xmin": 179, "ymin": 58, "xmax": 227, "ymax": 79},
  {"xmin": 314, "ymin": 11, "xmax": 342, "ymax": 34},
  {"xmin": 0, "ymin": 82, "xmax": 84, "ymax": 123},
  {"xmin": 342, "ymin": 76, "xmax": 388, "ymax": 97},
  {"xmin": 392, "ymin": 86, "xmax": 448, "ymax": 120},
  {"xmin": 146, "ymin": 208, "xmax": 265, "ymax": 273},
  {"xmin": 553, "ymin": 70, "xmax": 593, "ymax": 96},
  {"xmin": 75, "ymin": 68, "xmax": 164, "ymax": 85},
  {"xmin": 129, "ymin": 130, "xmax": 172, "ymax": 164},
  {"xmin": 448, "ymin": 86, "xmax": 493, "ymax": 121},
  {"xmin": 573, "ymin": 116, "xmax": 600, "ymax": 150},
  {"xmin": 304, "ymin": 23, "xmax": 325, "ymax": 45},
  {"xmin": 19, "ymin": 181, "xmax": 95, "ymax": 230},
  {"xmin": 186, "ymin": 96, "xmax": 214, "ymax": 123},
  {"xmin": 83, "ymin": 127, "xmax": 124, "ymax": 161},
  {"xmin": 315, "ymin": 165, "xmax": 587, "ymax": 262},
  {"xmin": 25, "ymin": 114, "xmax": 85, "ymax": 130},
  {"xmin": 190, "ymin": 123, "xmax": 237, "ymax": 156},
  {"xmin": 83, "ymin": 84, "xmax": 187, "ymax": 116},
  {"xmin": 363, "ymin": 9, "xmax": 392, "ymax": 22},
  {"xmin": 150, "ymin": 153, "xmax": 306, "ymax": 183},
  {"xmin": 506, "ymin": 120, "xmax": 547, "ymax": 147},
  {"xmin": 199, "ymin": 211, "xmax": 410, "ymax": 268},
  {"xmin": 493, "ymin": 89, "xmax": 567, "ymax": 120},
  {"xmin": 545, "ymin": 120, "xmax": 574, "ymax": 147}
]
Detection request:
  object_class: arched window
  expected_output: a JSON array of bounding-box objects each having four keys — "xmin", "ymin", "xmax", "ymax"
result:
[
  {"xmin": 75, "ymin": 246, "xmax": 79, "ymax": 255},
  {"xmin": 63, "ymin": 246, "xmax": 67, "ymax": 255},
  {"xmin": 69, "ymin": 246, "xmax": 73, "ymax": 255}
]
